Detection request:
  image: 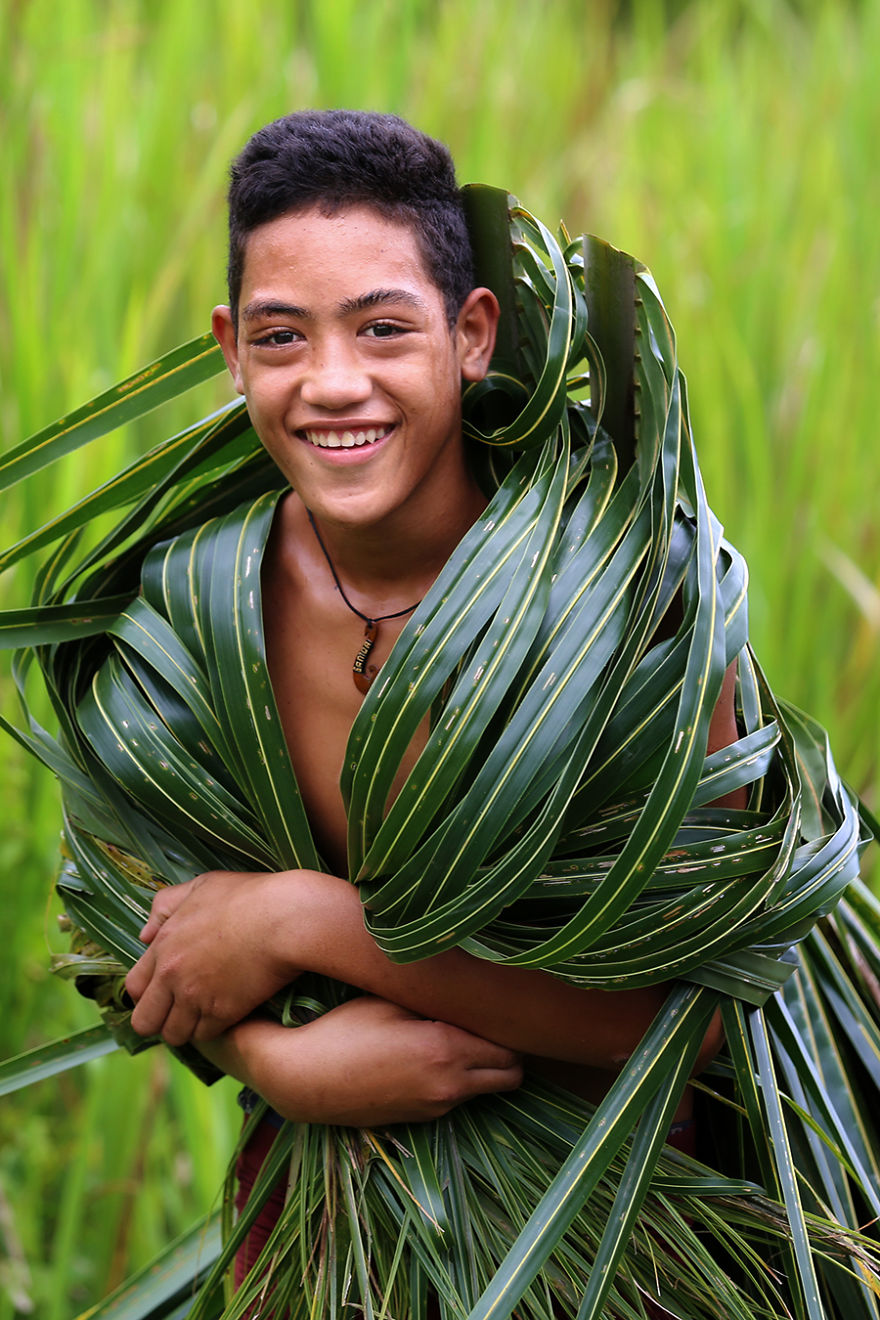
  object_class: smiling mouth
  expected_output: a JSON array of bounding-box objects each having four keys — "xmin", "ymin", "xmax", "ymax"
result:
[{"xmin": 302, "ymin": 426, "xmax": 393, "ymax": 449}]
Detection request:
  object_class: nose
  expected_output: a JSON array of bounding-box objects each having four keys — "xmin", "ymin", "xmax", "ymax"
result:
[{"xmin": 300, "ymin": 335, "xmax": 372, "ymax": 410}]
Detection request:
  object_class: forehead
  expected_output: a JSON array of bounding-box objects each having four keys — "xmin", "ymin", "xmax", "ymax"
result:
[{"xmin": 238, "ymin": 204, "xmax": 441, "ymax": 306}]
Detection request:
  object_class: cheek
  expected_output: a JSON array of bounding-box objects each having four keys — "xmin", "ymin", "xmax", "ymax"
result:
[
  {"xmin": 244, "ymin": 379, "xmax": 293, "ymax": 429},
  {"xmin": 245, "ymin": 401, "xmax": 298, "ymax": 466}
]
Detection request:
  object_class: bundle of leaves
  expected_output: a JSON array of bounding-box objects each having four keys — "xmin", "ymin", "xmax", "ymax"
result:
[{"xmin": 2, "ymin": 192, "xmax": 879, "ymax": 1319}]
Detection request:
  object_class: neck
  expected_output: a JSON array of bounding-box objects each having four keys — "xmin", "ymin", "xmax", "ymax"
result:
[{"xmin": 301, "ymin": 478, "xmax": 487, "ymax": 602}]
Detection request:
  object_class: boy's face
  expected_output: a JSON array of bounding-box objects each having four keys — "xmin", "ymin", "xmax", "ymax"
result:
[{"xmin": 212, "ymin": 205, "xmax": 497, "ymax": 533}]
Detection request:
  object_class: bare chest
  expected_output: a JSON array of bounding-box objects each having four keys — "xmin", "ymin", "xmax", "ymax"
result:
[{"xmin": 262, "ymin": 559, "xmax": 426, "ymax": 877}]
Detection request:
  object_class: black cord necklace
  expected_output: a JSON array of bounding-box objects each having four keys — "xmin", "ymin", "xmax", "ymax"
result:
[{"xmin": 306, "ymin": 510, "xmax": 422, "ymax": 694}]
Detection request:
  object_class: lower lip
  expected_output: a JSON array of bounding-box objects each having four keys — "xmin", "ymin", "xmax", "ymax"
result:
[{"xmin": 299, "ymin": 428, "xmax": 394, "ymax": 464}]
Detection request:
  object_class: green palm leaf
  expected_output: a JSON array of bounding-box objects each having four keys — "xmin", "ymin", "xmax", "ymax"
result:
[
  {"xmin": 73, "ymin": 1214, "xmax": 223, "ymax": 1320},
  {"xmin": 0, "ymin": 1026, "xmax": 119, "ymax": 1096},
  {"xmin": 1, "ymin": 188, "xmax": 877, "ymax": 1319},
  {"xmin": 0, "ymin": 333, "xmax": 225, "ymax": 493}
]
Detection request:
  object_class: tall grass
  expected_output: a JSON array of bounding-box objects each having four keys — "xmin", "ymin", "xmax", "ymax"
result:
[{"xmin": 1, "ymin": 0, "xmax": 878, "ymax": 1314}]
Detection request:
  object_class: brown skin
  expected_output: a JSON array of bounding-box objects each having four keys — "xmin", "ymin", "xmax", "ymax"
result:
[{"xmin": 125, "ymin": 204, "xmax": 732, "ymax": 1126}]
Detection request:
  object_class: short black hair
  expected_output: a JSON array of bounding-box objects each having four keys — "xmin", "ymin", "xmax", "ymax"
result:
[{"xmin": 226, "ymin": 110, "xmax": 474, "ymax": 327}]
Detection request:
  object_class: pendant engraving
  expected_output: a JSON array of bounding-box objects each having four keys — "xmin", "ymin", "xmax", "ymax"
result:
[{"xmin": 353, "ymin": 622, "xmax": 379, "ymax": 695}]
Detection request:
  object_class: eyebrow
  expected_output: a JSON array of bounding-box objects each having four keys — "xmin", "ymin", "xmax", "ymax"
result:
[
  {"xmin": 240, "ymin": 299, "xmax": 308, "ymax": 323},
  {"xmin": 338, "ymin": 288, "xmax": 428, "ymax": 315},
  {"xmin": 240, "ymin": 288, "xmax": 428, "ymax": 323}
]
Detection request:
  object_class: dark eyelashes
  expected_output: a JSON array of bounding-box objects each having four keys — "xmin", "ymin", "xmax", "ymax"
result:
[
  {"xmin": 250, "ymin": 320, "xmax": 412, "ymax": 347},
  {"xmin": 252, "ymin": 330, "xmax": 299, "ymax": 346}
]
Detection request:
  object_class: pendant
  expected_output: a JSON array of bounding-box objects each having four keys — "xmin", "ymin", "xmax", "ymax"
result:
[{"xmin": 353, "ymin": 621, "xmax": 379, "ymax": 695}]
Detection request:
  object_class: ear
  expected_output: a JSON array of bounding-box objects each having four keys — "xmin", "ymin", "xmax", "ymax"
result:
[
  {"xmin": 211, "ymin": 305, "xmax": 245, "ymax": 395},
  {"xmin": 456, "ymin": 287, "xmax": 499, "ymax": 382}
]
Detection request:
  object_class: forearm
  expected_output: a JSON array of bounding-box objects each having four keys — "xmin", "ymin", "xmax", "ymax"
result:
[
  {"xmin": 197, "ymin": 1015, "xmax": 323, "ymax": 1118},
  {"xmin": 128, "ymin": 864, "xmax": 719, "ymax": 1072},
  {"xmin": 197, "ymin": 1019, "xmax": 262, "ymax": 1090},
  {"xmin": 273, "ymin": 869, "xmax": 670, "ymax": 1070},
  {"xmin": 196, "ymin": 1000, "xmax": 522, "ymax": 1126}
]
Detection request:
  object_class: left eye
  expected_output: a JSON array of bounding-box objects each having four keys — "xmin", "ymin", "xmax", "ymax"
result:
[{"xmin": 364, "ymin": 323, "xmax": 404, "ymax": 338}]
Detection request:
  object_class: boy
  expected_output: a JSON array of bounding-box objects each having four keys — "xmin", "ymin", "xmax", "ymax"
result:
[{"xmin": 123, "ymin": 109, "xmax": 731, "ymax": 1288}]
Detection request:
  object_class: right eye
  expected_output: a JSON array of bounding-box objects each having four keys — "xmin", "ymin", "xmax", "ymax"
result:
[{"xmin": 254, "ymin": 329, "xmax": 301, "ymax": 347}]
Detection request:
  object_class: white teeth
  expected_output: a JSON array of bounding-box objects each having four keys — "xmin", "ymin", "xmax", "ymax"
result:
[{"xmin": 305, "ymin": 427, "xmax": 384, "ymax": 448}]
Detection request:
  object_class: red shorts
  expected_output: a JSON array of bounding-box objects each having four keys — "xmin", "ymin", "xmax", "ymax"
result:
[{"xmin": 233, "ymin": 1114, "xmax": 289, "ymax": 1291}]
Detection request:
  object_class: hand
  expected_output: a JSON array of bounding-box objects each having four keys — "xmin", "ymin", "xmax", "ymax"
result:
[
  {"xmin": 225, "ymin": 997, "xmax": 523, "ymax": 1126},
  {"xmin": 125, "ymin": 871, "xmax": 302, "ymax": 1045}
]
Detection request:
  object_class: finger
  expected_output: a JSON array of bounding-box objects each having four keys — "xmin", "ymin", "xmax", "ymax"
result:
[
  {"xmin": 466, "ymin": 1060, "xmax": 524, "ymax": 1097},
  {"xmin": 139, "ymin": 881, "xmax": 193, "ymax": 942},
  {"xmin": 125, "ymin": 949, "xmax": 154, "ymax": 1003},
  {"xmin": 191, "ymin": 1012, "xmax": 228, "ymax": 1044},
  {"xmin": 138, "ymin": 915, "xmax": 161, "ymax": 943},
  {"xmin": 159, "ymin": 1001, "xmax": 202, "ymax": 1049},
  {"xmin": 458, "ymin": 1033, "xmax": 521, "ymax": 1072},
  {"xmin": 480, "ymin": 1043, "xmax": 521, "ymax": 1071},
  {"xmin": 129, "ymin": 980, "xmax": 175, "ymax": 1039}
]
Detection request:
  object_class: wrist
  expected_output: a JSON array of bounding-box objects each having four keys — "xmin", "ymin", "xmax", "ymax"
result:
[
  {"xmin": 196, "ymin": 1016, "xmax": 271, "ymax": 1089},
  {"xmin": 218, "ymin": 1015, "xmax": 326, "ymax": 1123},
  {"xmin": 267, "ymin": 868, "xmax": 363, "ymax": 981}
]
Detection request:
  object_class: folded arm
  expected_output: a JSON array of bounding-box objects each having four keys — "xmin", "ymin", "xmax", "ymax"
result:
[
  {"xmin": 125, "ymin": 863, "xmax": 674, "ymax": 1066},
  {"xmin": 124, "ymin": 661, "xmax": 739, "ymax": 1104},
  {"xmin": 197, "ymin": 996, "xmax": 523, "ymax": 1126}
]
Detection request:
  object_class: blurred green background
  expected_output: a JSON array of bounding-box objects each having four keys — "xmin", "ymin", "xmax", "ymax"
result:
[{"xmin": 1, "ymin": 1, "xmax": 878, "ymax": 1314}]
